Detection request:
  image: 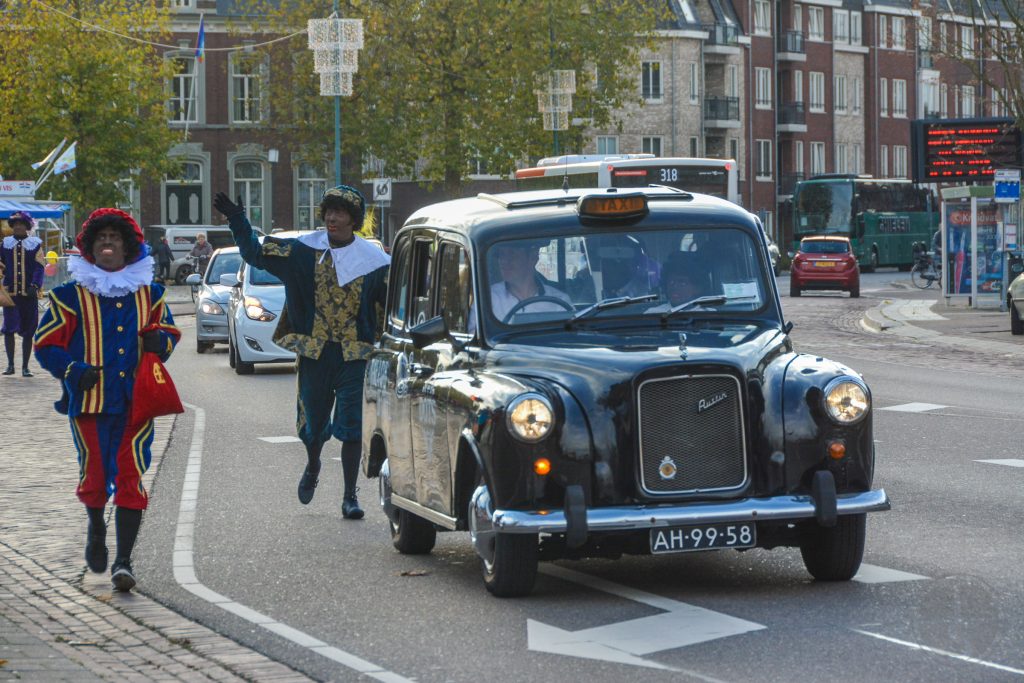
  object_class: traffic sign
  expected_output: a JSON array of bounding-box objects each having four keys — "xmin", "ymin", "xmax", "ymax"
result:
[
  {"xmin": 371, "ymin": 178, "xmax": 392, "ymax": 202},
  {"xmin": 994, "ymin": 169, "xmax": 1020, "ymax": 203}
]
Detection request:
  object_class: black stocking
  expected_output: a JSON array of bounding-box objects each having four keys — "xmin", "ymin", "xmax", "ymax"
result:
[
  {"xmin": 341, "ymin": 441, "xmax": 360, "ymax": 497},
  {"xmin": 21, "ymin": 334, "xmax": 32, "ymax": 370},
  {"xmin": 3, "ymin": 334, "xmax": 13, "ymax": 368},
  {"xmin": 115, "ymin": 507, "xmax": 142, "ymax": 562},
  {"xmin": 305, "ymin": 440, "xmax": 324, "ymax": 473},
  {"xmin": 86, "ymin": 506, "xmax": 106, "ymax": 537}
]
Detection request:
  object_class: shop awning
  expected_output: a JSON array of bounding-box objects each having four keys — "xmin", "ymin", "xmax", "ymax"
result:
[{"xmin": 0, "ymin": 200, "xmax": 71, "ymax": 219}]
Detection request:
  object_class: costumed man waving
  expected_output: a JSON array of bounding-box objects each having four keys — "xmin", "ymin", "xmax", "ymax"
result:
[
  {"xmin": 214, "ymin": 186, "xmax": 389, "ymax": 519},
  {"xmin": 2, "ymin": 211, "xmax": 45, "ymax": 376},
  {"xmin": 34, "ymin": 209, "xmax": 180, "ymax": 592}
]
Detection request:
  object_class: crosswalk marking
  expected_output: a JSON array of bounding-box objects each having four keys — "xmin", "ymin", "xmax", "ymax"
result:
[
  {"xmin": 853, "ymin": 563, "xmax": 929, "ymax": 584},
  {"xmin": 975, "ymin": 459, "xmax": 1024, "ymax": 468},
  {"xmin": 258, "ymin": 436, "xmax": 302, "ymax": 443},
  {"xmin": 879, "ymin": 402, "xmax": 948, "ymax": 413}
]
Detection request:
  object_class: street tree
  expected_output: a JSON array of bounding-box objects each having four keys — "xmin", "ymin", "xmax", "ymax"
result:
[
  {"xmin": 0, "ymin": 1, "xmax": 181, "ymax": 214},
  {"xmin": 235, "ymin": 0, "xmax": 662, "ymax": 196}
]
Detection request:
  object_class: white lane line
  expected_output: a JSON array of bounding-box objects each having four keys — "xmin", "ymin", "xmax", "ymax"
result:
[
  {"xmin": 879, "ymin": 403, "xmax": 948, "ymax": 413},
  {"xmin": 258, "ymin": 435, "xmax": 302, "ymax": 443},
  {"xmin": 852, "ymin": 629, "xmax": 1024, "ymax": 677},
  {"xmin": 975, "ymin": 459, "xmax": 1024, "ymax": 468},
  {"xmin": 176, "ymin": 403, "xmax": 413, "ymax": 683},
  {"xmin": 853, "ymin": 564, "xmax": 929, "ymax": 584}
]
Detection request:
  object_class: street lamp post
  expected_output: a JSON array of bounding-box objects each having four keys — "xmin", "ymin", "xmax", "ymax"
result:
[
  {"xmin": 536, "ymin": 69, "xmax": 576, "ymax": 157},
  {"xmin": 307, "ymin": 12, "xmax": 363, "ymax": 185}
]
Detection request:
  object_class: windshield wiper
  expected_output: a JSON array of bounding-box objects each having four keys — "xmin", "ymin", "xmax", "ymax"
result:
[
  {"xmin": 660, "ymin": 295, "xmax": 728, "ymax": 323},
  {"xmin": 566, "ymin": 294, "xmax": 658, "ymax": 327}
]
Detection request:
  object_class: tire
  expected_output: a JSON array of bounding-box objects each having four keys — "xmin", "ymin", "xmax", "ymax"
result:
[
  {"xmin": 174, "ymin": 266, "xmax": 193, "ymax": 286},
  {"xmin": 789, "ymin": 281, "xmax": 801, "ymax": 297},
  {"xmin": 227, "ymin": 337, "xmax": 236, "ymax": 368},
  {"xmin": 469, "ymin": 483, "xmax": 538, "ymax": 597},
  {"xmin": 799, "ymin": 513, "xmax": 866, "ymax": 581},
  {"xmin": 197, "ymin": 340, "xmax": 214, "ymax": 354},
  {"xmin": 1011, "ymin": 304, "xmax": 1023, "ymax": 335},
  {"xmin": 235, "ymin": 356, "xmax": 255, "ymax": 375},
  {"xmin": 910, "ymin": 264, "xmax": 929, "ymax": 289},
  {"xmin": 849, "ymin": 283, "xmax": 860, "ymax": 298},
  {"xmin": 390, "ymin": 509, "xmax": 437, "ymax": 554}
]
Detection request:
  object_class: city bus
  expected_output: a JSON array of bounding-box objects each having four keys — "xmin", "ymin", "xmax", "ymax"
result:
[
  {"xmin": 515, "ymin": 154, "xmax": 741, "ymax": 205},
  {"xmin": 792, "ymin": 175, "xmax": 938, "ymax": 271}
]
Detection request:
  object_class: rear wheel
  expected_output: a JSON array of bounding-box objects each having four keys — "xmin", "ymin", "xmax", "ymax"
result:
[
  {"xmin": 1011, "ymin": 304, "xmax": 1023, "ymax": 335},
  {"xmin": 390, "ymin": 509, "xmax": 437, "ymax": 554},
  {"xmin": 799, "ymin": 514, "xmax": 866, "ymax": 581},
  {"xmin": 849, "ymin": 283, "xmax": 860, "ymax": 298},
  {"xmin": 789, "ymin": 281, "xmax": 801, "ymax": 297}
]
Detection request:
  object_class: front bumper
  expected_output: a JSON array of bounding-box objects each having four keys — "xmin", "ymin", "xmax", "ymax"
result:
[
  {"xmin": 490, "ymin": 489, "xmax": 890, "ymax": 534},
  {"xmin": 196, "ymin": 312, "xmax": 229, "ymax": 342}
]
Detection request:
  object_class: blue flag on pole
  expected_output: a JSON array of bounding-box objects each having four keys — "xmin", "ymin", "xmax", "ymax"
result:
[
  {"xmin": 195, "ymin": 14, "xmax": 205, "ymax": 63},
  {"xmin": 52, "ymin": 142, "xmax": 77, "ymax": 175}
]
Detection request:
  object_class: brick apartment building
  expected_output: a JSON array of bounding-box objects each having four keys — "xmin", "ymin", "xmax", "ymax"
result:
[{"xmin": 137, "ymin": 0, "xmax": 1015, "ymax": 247}]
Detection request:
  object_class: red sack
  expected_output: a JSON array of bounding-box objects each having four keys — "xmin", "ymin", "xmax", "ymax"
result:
[{"xmin": 131, "ymin": 352, "xmax": 184, "ymax": 423}]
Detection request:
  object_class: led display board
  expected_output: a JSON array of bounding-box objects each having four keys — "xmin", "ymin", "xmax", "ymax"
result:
[{"xmin": 911, "ymin": 117, "xmax": 1022, "ymax": 184}]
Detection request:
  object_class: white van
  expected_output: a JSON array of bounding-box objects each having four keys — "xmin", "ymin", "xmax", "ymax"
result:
[{"xmin": 144, "ymin": 225, "xmax": 237, "ymax": 284}]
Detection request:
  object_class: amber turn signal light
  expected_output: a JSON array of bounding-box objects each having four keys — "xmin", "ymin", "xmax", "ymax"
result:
[
  {"xmin": 534, "ymin": 458, "xmax": 551, "ymax": 475},
  {"xmin": 828, "ymin": 442, "xmax": 846, "ymax": 460}
]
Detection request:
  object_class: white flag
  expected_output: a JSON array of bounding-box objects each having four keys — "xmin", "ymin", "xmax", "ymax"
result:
[
  {"xmin": 52, "ymin": 142, "xmax": 77, "ymax": 175},
  {"xmin": 31, "ymin": 138, "xmax": 68, "ymax": 170}
]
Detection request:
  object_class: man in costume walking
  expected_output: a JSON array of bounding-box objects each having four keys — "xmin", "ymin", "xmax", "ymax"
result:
[
  {"xmin": 2, "ymin": 211, "xmax": 45, "ymax": 376},
  {"xmin": 214, "ymin": 186, "xmax": 388, "ymax": 519},
  {"xmin": 34, "ymin": 209, "xmax": 179, "ymax": 591}
]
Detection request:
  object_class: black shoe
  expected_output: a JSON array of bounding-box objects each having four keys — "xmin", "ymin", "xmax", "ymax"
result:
[
  {"xmin": 85, "ymin": 529, "xmax": 108, "ymax": 573},
  {"xmin": 342, "ymin": 490, "xmax": 364, "ymax": 520},
  {"xmin": 1, "ymin": 366, "xmax": 13, "ymax": 376},
  {"xmin": 21, "ymin": 368, "xmax": 32, "ymax": 377},
  {"xmin": 298, "ymin": 466, "xmax": 319, "ymax": 505},
  {"xmin": 111, "ymin": 559, "xmax": 136, "ymax": 592}
]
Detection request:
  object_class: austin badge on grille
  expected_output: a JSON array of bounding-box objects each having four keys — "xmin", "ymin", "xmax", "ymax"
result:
[{"xmin": 658, "ymin": 456, "xmax": 677, "ymax": 480}]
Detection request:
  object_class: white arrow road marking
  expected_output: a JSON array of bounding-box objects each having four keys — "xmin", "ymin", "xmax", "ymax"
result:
[
  {"xmin": 975, "ymin": 458, "xmax": 1024, "ymax": 468},
  {"xmin": 530, "ymin": 564, "xmax": 764, "ymax": 670},
  {"xmin": 853, "ymin": 564, "xmax": 930, "ymax": 584},
  {"xmin": 179, "ymin": 404, "xmax": 414, "ymax": 683},
  {"xmin": 258, "ymin": 435, "xmax": 302, "ymax": 443},
  {"xmin": 879, "ymin": 402, "xmax": 948, "ymax": 413},
  {"xmin": 853, "ymin": 630, "xmax": 1024, "ymax": 677}
]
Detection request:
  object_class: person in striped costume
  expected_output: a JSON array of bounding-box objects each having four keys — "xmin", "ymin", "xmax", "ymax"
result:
[{"xmin": 34, "ymin": 208, "xmax": 180, "ymax": 592}]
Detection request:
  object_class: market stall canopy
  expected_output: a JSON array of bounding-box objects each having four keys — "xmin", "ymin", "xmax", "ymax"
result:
[{"xmin": 0, "ymin": 200, "xmax": 71, "ymax": 219}]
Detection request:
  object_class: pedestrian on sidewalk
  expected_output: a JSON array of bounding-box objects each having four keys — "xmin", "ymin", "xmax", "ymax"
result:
[
  {"xmin": 154, "ymin": 236, "xmax": 173, "ymax": 283},
  {"xmin": 1, "ymin": 211, "xmax": 45, "ymax": 377},
  {"xmin": 214, "ymin": 186, "xmax": 389, "ymax": 519},
  {"xmin": 33, "ymin": 208, "xmax": 180, "ymax": 592}
]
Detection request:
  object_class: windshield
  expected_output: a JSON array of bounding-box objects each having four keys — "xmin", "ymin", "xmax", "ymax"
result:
[
  {"xmin": 483, "ymin": 226, "xmax": 768, "ymax": 329},
  {"xmin": 205, "ymin": 252, "xmax": 243, "ymax": 284},
  {"xmin": 250, "ymin": 266, "xmax": 282, "ymax": 286},
  {"xmin": 795, "ymin": 181, "xmax": 854, "ymax": 235}
]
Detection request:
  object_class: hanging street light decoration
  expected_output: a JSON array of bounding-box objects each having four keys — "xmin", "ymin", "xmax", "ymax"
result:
[
  {"xmin": 307, "ymin": 14, "xmax": 364, "ymax": 181},
  {"xmin": 536, "ymin": 69, "xmax": 576, "ymax": 132}
]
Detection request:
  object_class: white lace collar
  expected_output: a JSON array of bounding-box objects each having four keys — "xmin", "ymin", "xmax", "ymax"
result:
[
  {"xmin": 295, "ymin": 231, "xmax": 390, "ymax": 287},
  {"xmin": 3, "ymin": 235, "xmax": 42, "ymax": 250},
  {"xmin": 68, "ymin": 255, "xmax": 155, "ymax": 297}
]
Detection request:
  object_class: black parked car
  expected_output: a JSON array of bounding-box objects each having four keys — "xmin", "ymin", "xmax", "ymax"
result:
[{"xmin": 362, "ymin": 187, "xmax": 889, "ymax": 597}]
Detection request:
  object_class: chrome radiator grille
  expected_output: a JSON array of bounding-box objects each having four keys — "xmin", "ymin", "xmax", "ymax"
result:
[{"xmin": 637, "ymin": 374, "xmax": 747, "ymax": 495}]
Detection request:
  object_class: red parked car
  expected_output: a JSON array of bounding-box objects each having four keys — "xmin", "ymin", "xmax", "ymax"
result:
[{"xmin": 790, "ymin": 235, "xmax": 860, "ymax": 298}]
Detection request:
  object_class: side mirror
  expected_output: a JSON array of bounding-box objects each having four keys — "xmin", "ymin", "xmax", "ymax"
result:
[
  {"xmin": 410, "ymin": 315, "xmax": 466, "ymax": 353},
  {"xmin": 185, "ymin": 273, "xmax": 202, "ymax": 286},
  {"xmin": 219, "ymin": 273, "xmax": 241, "ymax": 287}
]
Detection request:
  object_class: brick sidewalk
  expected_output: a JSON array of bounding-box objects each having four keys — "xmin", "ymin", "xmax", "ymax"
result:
[{"xmin": 0, "ymin": 304, "xmax": 311, "ymax": 682}]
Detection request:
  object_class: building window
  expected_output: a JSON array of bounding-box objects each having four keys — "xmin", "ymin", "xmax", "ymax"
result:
[
  {"xmin": 116, "ymin": 176, "xmax": 137, "ymax": 218},
  {"xmin": 834, "ymin": 75, "xmax": 847, "ymax": 114},
  {"xmin": 729, "ymin": 138, "xmax": 739, "ymax": 164},
  {"xmin": 229, "ymin": 52, "xmax": 266, "ymax": 124},
  {"xmin": 689, "ymin": 63, "xmax": 699, "ymax": 104},
  {"xmin": 755, "ymin": 68, "xmax": 772, "ymax": 109},
  {"xmin": 893, "ymin": 79, "xmax": 907, "ymax": 117},
  {"xmin": 853, "ymin": 143, "xmax": 862, "ymax": 173},
  {"xmin": 809, "ymin": 72, "xmax": 825, "ymax": 112},
  {"xmin": 894, "ymin": 145, "xmax": 907, "ymax": 178},
  {"xmin": 954, "ymin": 85, "xmax": 960, "ymax": 117},
  {"xmin": 810, "ymin": 142, "xmax": 825, "ymax": 175},
  {"xmin": 642, "ymin": 136, "xmax": 663, "ymax": 156},
  {"xmin": 795, "ymin": 140, "xmax": 804, "ymax": 174},
  {"xmin": 851, "ymin": 11, "xmax": 862, "ymax": 44},
  {"xmin": 756, "ymin": 139, "xmax": 772, "ymax": 179},
  {"xmin": 727, "ymin": 64, "xmax": 738, "ymax": 98},
  {"xmin": 168, "ymin": 55, "xmax": 198, "ymax": 123},
  {"xmin": 835, "ymin": 143, "xmax": 848, "ymax": 173},
  {"xmin": 295, "ymin": 163, "xmax": 326, "ymax": 230},
  {"xmin": 940, "ymin": 83, "xmax": 948, "ymax": 117},
  {"xmin": 689, "ymin": 136, "xmax": 699, "ymax": 157},
  {"xmin": 641, "ymin": 61, "xmax": 663, "ymax": 101},
  {"xmin": 234, "ymin": 161, "xmax": 265, "ymax": 230},
  {"xmin": 833, "ymin": 10, "xmax": 849, "ymax": 43},
  {"xmin": 880, "ymin": 78, "xmax": 888, "ymax": 116},
  {"xmin": 794, "ymin": 70, "xmax": 803, "ymax": 103},
  {"xmin": 808, "ymin": 7, "xmax": 824, "ymax": 40},
  {"xmin": 962, "ymin": 85, "xmax": 975, "ymax": 116},
  {"xmin": 918, "ymin": 17, "xmax": 932, "ymax": 50},
  {"xmin": 170, "ymin": 0, "xmax": 195, "ymax": 7},
  {"xmin": 853, "ymin": 77, "xmax": 862, "ymax": 114},
  {"xmin": 793, "ymin": 4, "xmax": 802, "ymax": 32},
  {"xmin": 754, "ymin": 0, "xmax": 771, "ymax": 35},
  {"xmin": 596, "ymin": 136, "xmax": 618, "ymax": 155},
  {"xmin": 892, "ymin": 17, "xmax": 906, "ymax": 50},
  {"xmin": 961, "ymin": 25, "xmax": 974, "ymax": 58},
  {"xmin": 880, "ymin": 145, "xmax": 889, "ymax": 177},
  {"xmin": 878, "ymin": 16, "xmax": 888, "ymax": 48}
]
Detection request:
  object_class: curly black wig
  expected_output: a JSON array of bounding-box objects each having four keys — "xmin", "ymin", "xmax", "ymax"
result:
[{"xmin": 80, "ymin": 214, "xmax": 142, "ymax": 264}]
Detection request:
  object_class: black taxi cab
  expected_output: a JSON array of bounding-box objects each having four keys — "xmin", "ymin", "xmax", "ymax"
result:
[{"xmin": 361, "ymin": 187, "xmax": 890, "ymax": 597}]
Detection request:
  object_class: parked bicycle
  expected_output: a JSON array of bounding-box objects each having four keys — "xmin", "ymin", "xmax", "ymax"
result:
[{"xmin": 910, "ymin": 251, "xmax": 942, "ymax": 289}]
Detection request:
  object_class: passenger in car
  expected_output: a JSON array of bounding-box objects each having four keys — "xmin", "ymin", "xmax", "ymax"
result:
[
  {"xmin": 214, "ymin": 186, "xmax": 389, "ymax": 520},
  {"xmin": 646, "ymin": 254, "xmax": 712, "ymax": 312},
  {"xmin": 490, "ymin": 241, "xmax": 571, "ymax": 322}
]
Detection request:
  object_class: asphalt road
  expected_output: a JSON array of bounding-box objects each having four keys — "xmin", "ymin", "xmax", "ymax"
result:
[{"xmin": 135, "ymin": 271, "xmax": 1024, "ymax": 683}]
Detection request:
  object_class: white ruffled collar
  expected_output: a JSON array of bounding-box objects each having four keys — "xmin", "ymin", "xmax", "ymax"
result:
[
  {"xmin": 295, "ymin": 232, "xmax": 390, "ymax": 287},
  {"xmin": 68, "ymin": 255, "xmax": 155, "ymax": 297},
  {"xmin": 3, "ymin": 235, "xmax": 42, "ymax": 250}
]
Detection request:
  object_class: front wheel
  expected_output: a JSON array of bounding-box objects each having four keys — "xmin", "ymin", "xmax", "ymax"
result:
[
  {"xmin": 469, "ymin": 485, "xmax": 538, "ymax": 597},
  {"xmin": 910, "ymin": 264, "xmax": 933, "ymax": 289},
  {"xmin": 799, "ymin": 513, "xmax": 866, "ymax": 581},
  {"xmin": 1011, "ymin": 304, "xmax": 1023, "ymax": 335}
]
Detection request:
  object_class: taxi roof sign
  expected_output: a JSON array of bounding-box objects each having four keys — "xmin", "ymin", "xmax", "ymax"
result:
[{"xmin": 577, "ymin": 193, "xmax": 648, "ymax": 219}]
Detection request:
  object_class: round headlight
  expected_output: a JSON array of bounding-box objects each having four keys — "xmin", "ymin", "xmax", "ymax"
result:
[
  {"xmin": 823, "ymin": 378, "xmax": 869, "ymax": 424},
  {"xmin": 506, "ymin": 393, "xmax": 554, "ymax": 442}
]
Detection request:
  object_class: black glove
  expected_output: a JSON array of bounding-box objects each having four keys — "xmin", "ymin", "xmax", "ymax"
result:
[
  {"xmin": 142, "ymin": 330, "xmax": 163, "ymax": 354},
  {"xmin": 214, "ymin": 192, "xmax": 245, "ymax": 218},
  {"xmin": 79, "ymin": 365, "xmax": 102, "ymax": 392}
]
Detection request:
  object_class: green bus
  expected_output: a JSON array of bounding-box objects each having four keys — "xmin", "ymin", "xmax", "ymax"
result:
[{"xmin": 792, "ymin": 175, "xmax": 938, "ymax": 271}]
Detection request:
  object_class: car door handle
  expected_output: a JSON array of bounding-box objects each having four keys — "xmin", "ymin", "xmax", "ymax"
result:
[{"xmin": 410, "ymin": 362, "xmax": 433, "ymax": 378}]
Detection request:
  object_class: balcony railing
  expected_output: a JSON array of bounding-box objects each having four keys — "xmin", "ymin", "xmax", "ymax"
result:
[
  {"xmin": 778, "ymin": 172, "xmax": 805, "ymax": 196},
  {"xmin": 778, "ymin": 31, "xmax": 805, "ymax": 54},
  {"xmin": 704, "ymin": 96, "xmax": 740, "ymax": 121},
  {"xmin": 704, "ymin": 23, "xmax": 741, "ymax": 47},
  {"xmin": 778, "ymin": 102, "xmax": 806, "ymax": 125}
]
